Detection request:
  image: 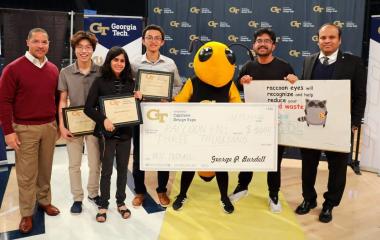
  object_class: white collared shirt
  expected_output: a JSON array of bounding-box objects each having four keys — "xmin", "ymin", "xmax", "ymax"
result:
[
  {"xmin": 319, "ymin": 49, "xmax": 338, "ymax": 65},
  {"xmin": 25, "ymin": 51, "xmax": 48, "ymax": 68}
]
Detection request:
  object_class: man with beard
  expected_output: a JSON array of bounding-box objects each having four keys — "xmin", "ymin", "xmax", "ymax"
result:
[{"xmin": 229, "ymin": 28, "xmax": 297, "ymax": 213}]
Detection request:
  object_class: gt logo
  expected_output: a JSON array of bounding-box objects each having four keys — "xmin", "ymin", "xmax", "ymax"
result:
[
  {"xmin": 208, "ymin": 21, "xmax": 218, "ymax": 28},
  {"xmin": 229, "ymin": 7, "xmax": 240, "ymax": 14},
  {"xmin": 169, "ymin": 48, "xmax": 179, "ymax": 55},
  {"xmin": 290, "ymin": 21, "xmax": 301, "ymax": 28},
  {"xmin": 313, "ymin": 5, "xmax": 324, "ymax": 13},
  {"xmin": 89, "ymin": 23, "xmax": 110, "ymax": 36},
  {"xmin": 170, "ymin": 21, "xmax": 180, "ymax": 28},
  {"xmin": 153, "ymin": 7, "xmax": 162, "ymax": 14},
  {"xmin": 190, "ymin": 7, "xmax": 200, "ymax": 14},
  {"xmin": 289, "ymin": 50, "xmax": 301, "ymax": 57},
  {"xmin": 248, "ymin": 21, "xmax": 258, "ymax": 28},
  {"xmin": 189, "ymin": 35, "xmax": 199, "ymax": 41},
  {"xmin": 147, "ymin": 109, "xmax": 168, "ymax": 123},
  {"xmin": 270, "ymin": 6, "xmax": 281, "ymax": 13},
  {"xmin": 228, "ymin": 35, "xmax": 238, "ymax": 42}
]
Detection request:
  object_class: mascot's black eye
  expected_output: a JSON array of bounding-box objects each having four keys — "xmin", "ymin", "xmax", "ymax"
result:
[
  {"xmin": 225, "ymin": 49, "xmax": 236, "ymax": 64},
  {"xmin": 198, "ymin": 47, "xmax": 213, "ymax": 62}
]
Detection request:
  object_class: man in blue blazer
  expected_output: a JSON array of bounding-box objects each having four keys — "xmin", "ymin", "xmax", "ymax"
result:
[{"xmin": 295, "ymin": 23, "xmax": 367, "ymax": 223}]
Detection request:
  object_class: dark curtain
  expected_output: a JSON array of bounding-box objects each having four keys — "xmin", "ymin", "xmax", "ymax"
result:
[{"xmin": 2, "ymin": 8, "xmax": 68, "ymax": 68}]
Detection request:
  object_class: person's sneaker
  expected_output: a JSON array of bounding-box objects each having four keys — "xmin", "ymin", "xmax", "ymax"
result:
[
  {"xmin": 172, "ymin": 195, "xmax": 187, "ymax": 211},
  {"xmin": 221, "ymin": 197, "xmax": 234, "ymax": 214},
  {"xmin": 228, "ymin": 184, "xmax": 248, "ymax": 202},
  {"xmin": 70, "ymin": 201, "xmax": 82, "ymax": 214},
  {"xmin": 88, "ymin": 196, "xmax": 101, "ymax": 207},
  {"xmin": 157, "ymin": 192, "xmax": 170, "ymax": 207},
  {"xmin": 269, "ymin": 197, "xmax": 282, "ymax": 213}
]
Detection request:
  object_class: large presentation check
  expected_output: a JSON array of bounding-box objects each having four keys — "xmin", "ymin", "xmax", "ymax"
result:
[{"xmin": 140, "ymin": 103, "xmax": 278, "ymax": 171}]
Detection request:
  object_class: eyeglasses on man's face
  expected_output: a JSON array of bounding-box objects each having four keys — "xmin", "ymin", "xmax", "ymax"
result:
[
  {"xmin": 76, "ymin": 45, "xmax": 93, "ymax": 52},
  {"xmin": 144, "ymin": 36, "xmax": 162, "ymax": 41},
  {"xmin": 255, "ymin": 39, "xmax": 273, "ymax": 44}
]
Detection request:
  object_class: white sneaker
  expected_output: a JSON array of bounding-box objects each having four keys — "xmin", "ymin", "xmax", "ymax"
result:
[
  {"xmin": 229, "ymin": 190, "xmax": 248, "ymax": 202},
  {"xmin": 269, "ymin": 198, "xmax": 282, "ymax": 213}
]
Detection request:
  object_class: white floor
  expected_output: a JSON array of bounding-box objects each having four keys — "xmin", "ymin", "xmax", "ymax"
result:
[{"xmin": 6, "ymin": 147, "xmax": 166, "ymax": 240}]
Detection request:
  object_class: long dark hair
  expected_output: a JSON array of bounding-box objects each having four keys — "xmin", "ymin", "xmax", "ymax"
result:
[{"xmin": 100, "ymin": 46, "xmax": 133, "ymax": 82}]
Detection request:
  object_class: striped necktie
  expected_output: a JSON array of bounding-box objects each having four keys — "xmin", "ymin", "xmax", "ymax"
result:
[{"xmin": 322, "ymin": 56, "xmax": 329, "ymax": 65}]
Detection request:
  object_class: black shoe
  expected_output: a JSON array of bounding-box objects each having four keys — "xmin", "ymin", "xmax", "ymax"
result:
[
  {"xmin": 88, "ymin": 196, "xmax": 101, "ymax": 207},
  {"xmin": 319, "ymin": 207, "xmax": 333, "ymax": 223},
  {"xmin": 221, "ymin": 197, "xmax": 234, "ymax": 214},
  {"xmin": 295, "ymin": 200, "xmax": 317, "ymax": 215},
  {"xmin": 70, "ymin": 201, "xmax": 82, "ymax": 214},
  {"xmin": 172, "ymin": 195, "xmax": 187, "ymax": 211}
]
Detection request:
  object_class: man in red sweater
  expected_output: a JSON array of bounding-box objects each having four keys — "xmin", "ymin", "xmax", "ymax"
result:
[{"xmin": 0, "ymin": 28, "xmax": 60, "ymax": 234}]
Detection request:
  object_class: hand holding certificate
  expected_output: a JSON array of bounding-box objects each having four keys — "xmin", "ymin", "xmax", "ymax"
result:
[
  {"xmin": 62, "ymin": 106, "xmax": 95, "ymax": 136},
  {"xmin": 136, "ymin": 69, "xmax": 174, "ymax": 101},
  {"xmin": 99, "ymin": 94, "xmax": 142, "ymax": 126}
]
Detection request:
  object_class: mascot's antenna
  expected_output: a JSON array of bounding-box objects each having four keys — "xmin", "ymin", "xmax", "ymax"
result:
[
  {"xmin": 228, "ymin": 43, "xmax": 254, "ymax": 61},
  {"xmin": 188, "ymin": 38, "xmax": 206, "ymax": 53}
]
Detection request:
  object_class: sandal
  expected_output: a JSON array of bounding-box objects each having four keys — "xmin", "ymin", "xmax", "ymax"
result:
[
  {"xmin": 117, "ymin": 204, "xmax": 131, "ymax": 219},
  {"xmin": 96, "ymin": 209, "xmax": 107, "ymax": 223}
]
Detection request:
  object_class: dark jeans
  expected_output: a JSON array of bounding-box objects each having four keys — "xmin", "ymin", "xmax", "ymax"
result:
[
  {"xmin": 300, "ymin": 148, "xmax": 348, "ymax": 207},
  {"xmin": 98, "ymin": 137, "xmax": 131, "ymax": 209},
  {"xmin": 132, "ymin": 125, "xmax": 169, "ymax": 194},
  {"xmin": 237, "ymin": 146, "xmax": 285, "ymax": 198},
  {"xmin": 178, "ymin": 171, "xmax": 229, "ymax": 199}
]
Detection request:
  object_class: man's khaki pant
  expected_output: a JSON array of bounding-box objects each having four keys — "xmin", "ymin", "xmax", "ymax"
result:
[
  {"xmin": 14, "ymin": 121, "xmax": 57, "ymax": 217},
  {"xmin": 66, "ymin": 135, "xmax": 100, "ymax": 201}
]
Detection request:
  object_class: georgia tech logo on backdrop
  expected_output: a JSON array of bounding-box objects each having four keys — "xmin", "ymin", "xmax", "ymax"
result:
[
  {"xmin": 190, "ymin": 7, "xmax": 201, "ymax": 14},
  {"xmin": 248, "ymin": 21, "xmax": 259, "ymax": 28},
  {"xmin": 188, "ymin": 62, "xmax": 193, "ymax": 68},
  {"xmin": 147, "ymin": 109, "xmax": 168, "ymax": 123},
  {"xmin": 334, "ymin": 21, "xmax": 345, "ymax": 28},
  {"xmin": 378, "ymin": 27, "xmax": 380, "ymax": 34},
  {"xmin": 229, "ymin": 7, "xmax": 240, "ymax": 14},
  {"xmin": 169, "ymin": 48, "xmax": 179, "ymax": 55},
  {"xmin": 208, "ymin": 21, "xmax": 218, "ymax": 28},
  {"xmin": 228, "ymin": 35, "xmax": 238, "ymax": 42},
  {"xmin": 170, "ymin": 21, "xmax": 180, "ymax": 28},
  {"xmin": 312, "ymin": 35, "xmax": 319, "ymax": 42},
  {"xmin": 313, "ymin": 5, "xmax": 324, "ymax": 13},
  {"xmin": 290, "ymin": 21, "xmax": 301, "ymax": 28},
  {"xmin": 270, "ymin": 6, "xmax": 281, "ymax": 13},
  {"xmin": 89, "ymin": 23, "xmax": 110, "ymax": 35},
  {"xmin": 153, "ymin": 7, "xmax": 162, "ymax": 14},
  {"xmin": 289, "ymin": 50, "xmax": 301, "ymax": 57},
  {"xmin": 189, "ymin": 35, "xmax": 199, "ymax": 41}
]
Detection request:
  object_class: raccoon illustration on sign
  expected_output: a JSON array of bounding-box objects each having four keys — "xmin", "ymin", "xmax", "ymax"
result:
[{"xmin": 297, "ymin": 99, "xmax": 327, "ymax": 127}]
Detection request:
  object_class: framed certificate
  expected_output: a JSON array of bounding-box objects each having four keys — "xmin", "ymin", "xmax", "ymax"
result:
[
  {"xmin": 99, "ymin": 94, "xmax": 142, "ymax": 127},
  {"xmin": 62, "ymin": 106, "xmax": 95, "ymax": 136},
  {"xmin": 136, "ymin": 69, "xmax": 174, "ymax": 101}
]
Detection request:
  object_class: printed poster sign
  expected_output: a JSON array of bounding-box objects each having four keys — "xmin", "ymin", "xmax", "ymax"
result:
[{"xmin": 244, "ymin": 80, "xmax": 351, "ymax": 152}]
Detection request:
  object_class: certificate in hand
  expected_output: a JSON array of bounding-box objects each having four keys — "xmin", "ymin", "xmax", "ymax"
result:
[
  {"xmin": 99, "ymin": 94, "xmax": 142, "ymax": 127},
  {"xmin": 63, "ymin": 106, "xmax": 95, "ymax": 136},
  {"xmin": 136, "ymin": 69, "xmax": 174, "ymax": 101}
]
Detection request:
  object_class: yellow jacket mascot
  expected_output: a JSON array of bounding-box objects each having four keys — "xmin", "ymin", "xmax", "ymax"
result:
[{"xmin": 172, "ymin": 41, "xmax": 250, "ymax": 214}]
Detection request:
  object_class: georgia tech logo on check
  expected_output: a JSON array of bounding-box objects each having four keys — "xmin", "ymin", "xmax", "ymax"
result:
[
  {"xmin": 89, "ymin": 23, "xmax": 110, "ymax": 36},
  {"xmin": 313, "ymin": 5, "xmax": 324, "ymax": 13},
  {"xmin": 270, "ymin": 6, "xmax": 281, "ymax": 13},
  {"xmin": 190, "ymin": 7, "xmax": 201, "ymax": 14},
  {"xmin": 109, "ymin": 99, "xmax": 121, "ymax": 106},
  {"xmin": 71, "ymin": 111, "xmax": 84, "ymax": 117},
  {"xmin": 229, "ymin": 7, "xmax": 240, "ymax": 14},
  {"xmin": 228, "ymin": 35, "xmax": 238, "ymax": 42},
  {"xmin": 289, "ymin": 50, "xmax": 301, "ymax": 57},
  {"xmin": 290, "ymin": 21, "xmax": 301, "ymax": 28},
  {"xmin": 153, "ymin": 7, "xmax": 163, "ymax": 14},
  {"xmin": 147, "ymin": 109, "xmax": 168, "ymax": 123},
  {"xmin": 169, "ymin": 48, "xmax": 179, "ymax": 55},
  {"xmin": 208, "ymin": 21, "xmax": 218, "ymax": 28}
]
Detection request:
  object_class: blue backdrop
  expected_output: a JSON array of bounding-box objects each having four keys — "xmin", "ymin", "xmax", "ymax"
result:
[
  {"xmin": 0, "ymin": 128, "xmax": 6, "ymax": 163},
  {"xmin": 147, "ymin": 0, "xmax": 365, "ymax": 80}
]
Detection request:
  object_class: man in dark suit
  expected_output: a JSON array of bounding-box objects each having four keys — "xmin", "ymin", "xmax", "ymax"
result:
[{"xmin": 295, "ymin": 23, "xmax": 367, "ymax": 223}]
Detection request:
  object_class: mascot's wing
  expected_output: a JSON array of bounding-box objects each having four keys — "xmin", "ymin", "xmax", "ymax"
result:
[
  {"xmin": 173, "ymin": 78, "xmax": 193, "ymax": 102},
  {"xmin": 229, "ymin": 82, "xmax": 242, "ymax": 103}
]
